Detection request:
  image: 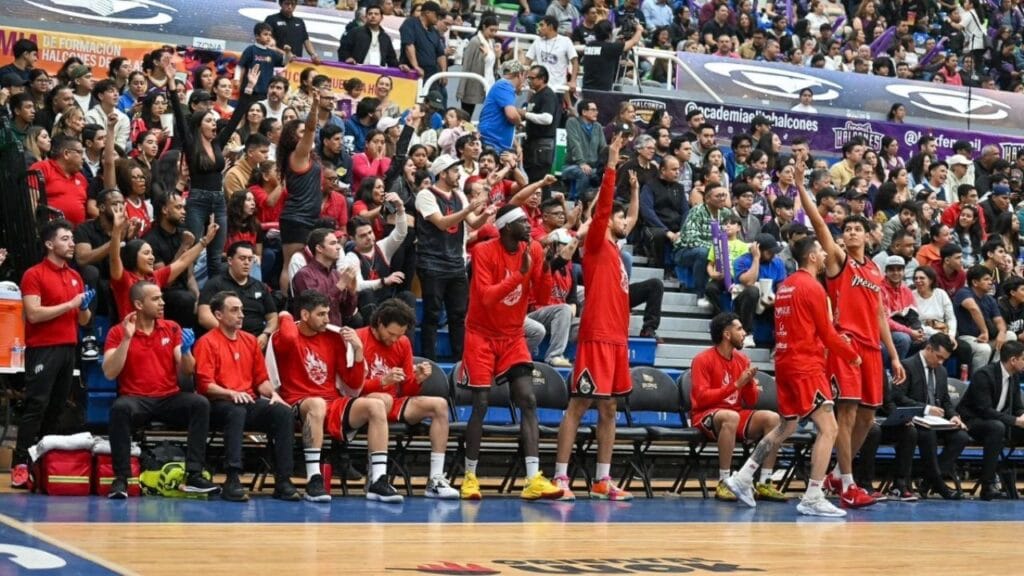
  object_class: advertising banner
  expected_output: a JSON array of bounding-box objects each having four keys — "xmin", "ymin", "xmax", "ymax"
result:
[
  {"xmin": 284, "ymin": 59, "xmax": 420, "ymax": 111},
  {"xmin": 671, "ymin": 51, "xmax": 1024, "ymax": 138},
  {"xmin": 591, "ymin": 92, "xmax": 1024, "ymax": 162}
]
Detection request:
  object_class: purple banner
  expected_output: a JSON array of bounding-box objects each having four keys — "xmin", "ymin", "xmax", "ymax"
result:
[{"xmin": 592, "ymin": 92, "xmax": 1024, "ymax": 162}]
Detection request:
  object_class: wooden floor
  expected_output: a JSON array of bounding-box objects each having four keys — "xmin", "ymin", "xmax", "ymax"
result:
[{"xmin": 18, "ymin": 520, "xmax": 1021, "ymax": 575}]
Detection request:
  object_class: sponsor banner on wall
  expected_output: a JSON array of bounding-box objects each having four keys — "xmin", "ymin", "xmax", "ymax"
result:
[
  {"xmin": 672, "ymin": 51, "xmax": 1024, "ymax": 138},
  {"xmin": 284, "ymin": 58, "xmax": 419, "ymax": 110},
  {"xmin": 590, "ymin": 92, "xmax": 1024, "ymax": 161}
]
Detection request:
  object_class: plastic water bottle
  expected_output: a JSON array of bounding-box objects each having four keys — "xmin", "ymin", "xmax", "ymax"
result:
[{"xmin": 10, "ymin": 338, "xmax": 24, "ymax": 370}]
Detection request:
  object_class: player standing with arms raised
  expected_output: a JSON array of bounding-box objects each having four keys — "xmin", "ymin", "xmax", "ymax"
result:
[
  {"xmin": 797, "ymin": 167, "xmax": 905, "ymax": 509},
  {"xmin": 551, "ymin": 134, "xmax": 638, "ymax": 501}
]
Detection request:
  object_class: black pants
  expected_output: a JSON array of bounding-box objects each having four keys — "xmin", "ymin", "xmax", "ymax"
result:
[
  {"xmin": 643, "ymin": 227, "xmax": 674, "ymax": 272},
  {"xmin": 917, "ymin": 427, "xmax": 970, "ymax": 481},
  {"xmin": 163, "ymin": 286, "xmax": 197, "ymax": 329},
  {"xmin": 460, "ymin": 101, "xmax": 477, "ymax": 117},
  {"xmin": 109, "ymin": 393, "xmax": 210, "ymax": 478},
  {"xmin": 629, "ymin": 278, "xmax": 663, "ymax": 333},
  {"xmin": 387, "ymin": 228, "xmax": 418, "ymax": 293},
  {"xmin": 857, "ymin": 423, "xmax": 915, "ymax": 486},
  {"xmin": 523, "ymin": 138, "xmax": 555, "ymax": 192},
  {"xmin": 14, "ymin": 345, "xmax": 76, "ymax": 464},
  {"xmin": 209, "ymin": 398, "xmax": 294, "ymax": 478},
  {"xmin": 966, "ymin": 419, "xmax": 1024, "ymax": 485},
  {"xmin": 418, "ymin": 270, "xmax": 468, "ymax": 360}
]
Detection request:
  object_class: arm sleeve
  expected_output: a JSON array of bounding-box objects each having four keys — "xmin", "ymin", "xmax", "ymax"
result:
[{"xmin": 585, "ymin": 168, "xmax": 617, "ymax": 254}]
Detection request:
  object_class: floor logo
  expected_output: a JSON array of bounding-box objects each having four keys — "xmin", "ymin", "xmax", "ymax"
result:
[
  {"xmin": 22, "ymin": 0, "xmax": 177, "ymax": 24},
  {"xmin": 702, "ymin": 62, "xmax": 842, "ymax": 100},
  {"xmin": 392, "ymin": 557, "xmax": 765, "ymax": 574},
  {"xmin": 885, "ymin": 85, "xmax": 1010, "ymax": 120}
]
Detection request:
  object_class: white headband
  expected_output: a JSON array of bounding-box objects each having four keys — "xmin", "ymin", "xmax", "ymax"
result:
[{"xmin": 495, "ymin": 207, "xmax": 527, "ymax": 230}]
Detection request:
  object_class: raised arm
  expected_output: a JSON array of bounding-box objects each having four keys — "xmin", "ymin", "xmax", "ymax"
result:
[
  {"xmin": 795, "ymin": 162, "xmax": 843, "ymax": 274},
  {"xmin": 290, "ymin": 89, "xmax": 321, "ymax": 174}
]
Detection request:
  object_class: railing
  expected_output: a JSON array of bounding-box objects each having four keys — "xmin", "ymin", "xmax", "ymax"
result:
[
  {"xmin": 450, "ymin": 25, "xmax": 540, "ymax": 61},
  {"xmin": 419, "ymin": 71, "xmax": 491, "ymax": 102}
]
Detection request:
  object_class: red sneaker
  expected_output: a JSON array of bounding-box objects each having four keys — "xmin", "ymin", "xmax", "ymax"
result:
[
  {"xmin": 823, "ymin": 473, "xmax": 842, "ymax": 495},
  {"xmin": 840, "ymin": 485, "xmax": 877, "ymax": 509},
  {"xmin": 11, "ymin": 464, "xmax": 31, "ymax": 490}
]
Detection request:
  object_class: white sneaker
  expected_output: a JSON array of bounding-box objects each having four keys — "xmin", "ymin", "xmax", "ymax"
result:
[
  {"xmin": 425, "ymin": 475, "xmax": 460, "ymax": 499},
  {"xmin": 724, "ymin": 475, "xmax": 756, "ymax": 508},
  {"xmin": 797, "ymin": 495, "xmax": 847, "ymax": 517},
  {"xmin": 697, "ymin": 298, "xmax": 711, "ymax": 309},
  {"xmin": 742, "ymin": 335, "xmax": 755, "ymax": 349}
]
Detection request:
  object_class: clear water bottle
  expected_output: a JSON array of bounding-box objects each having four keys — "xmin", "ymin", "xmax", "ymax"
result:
[{"xmin": 10, "ymin": 338, "xmax": 24, "ymax": 370}]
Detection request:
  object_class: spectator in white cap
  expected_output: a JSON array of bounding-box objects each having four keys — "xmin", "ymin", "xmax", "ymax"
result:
[
  {"xmin": 414, "ymin": 154, "xmax": 487, "ymax": 360},
  {"xmin": 946, "ymin": 154, "xmax": 974, "ymax": 200},
  {"xmin": 881, "ymin": 254, "xmax": 922, "ymax": 363}
]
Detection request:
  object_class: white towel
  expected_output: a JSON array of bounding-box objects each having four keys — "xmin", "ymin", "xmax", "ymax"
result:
[
  {"xmin": 29, "ymin": 432, "xmax": 96, "ymax": 462},
  {"xmin": 92, "ymin": 439, "xmax": 141, "ymax": 457}
]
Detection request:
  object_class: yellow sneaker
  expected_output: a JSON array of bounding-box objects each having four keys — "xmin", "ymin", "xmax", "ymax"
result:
[
  {"xmin": 589, "ymin": 477, "xmax": 633, "ymax": 501},
  {"xmin": 460, "ymin": 472, "xmax": 482, "ymax": 500},
  {"xmin": 715, "ymin": 481, "xmax": 738, "ymax": 501},
  {"xmin": 520, "ymin": 472, "xmax": 564, "ymax": 501},
  {"xmin": 755, "ymin": 482, "xmax": 790, "ymax": 502}
]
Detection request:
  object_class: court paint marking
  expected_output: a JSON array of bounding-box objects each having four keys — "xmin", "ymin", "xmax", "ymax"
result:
[{"xmin": 0, "ymin": 513, "xmax": 132, "ymax": 575}]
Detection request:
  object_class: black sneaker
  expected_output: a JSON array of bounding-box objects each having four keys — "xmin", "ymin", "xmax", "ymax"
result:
[
  {"xmin": 273, "ymin": 478, "xmax": 301, "ymax": 501},
  {"xmin": 366, "ymin": 475, "xmax": 404, "ymax": 503},
  {"xmin": 183, "ymin": 472, "xmax": 222, "ymax": 495},
  {"xmin": 221, "ymin": 472, "xmax": 248, "ymax": 502},
  {"xmin": 304, "ymin": 474, "xmax": 332, "ymax": 503},
  {"xmin": 108, "ymin": 476, "xmax": 128, "ymax": 499},
  {"xmin": 81, "ymin": 336, "xmax": 100, "ymax": 361}
]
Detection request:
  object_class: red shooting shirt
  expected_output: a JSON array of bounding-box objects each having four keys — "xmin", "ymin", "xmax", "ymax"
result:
[
  {"xmin": 774, "ymin": 270, "xmax": 858, "ymax": 376},
  {"xmin": 271, "ymin": 314, "xmax": 365, "ymax": 405},
  {"xmin": 578, "ymin": 169, "xmax": 630, "ymax": 345},
  {"xmin": 466, "ymin": 239, "xmax": 550, "ymax": 338},
  {"xmin": 357, "ymin": 327, "xmax": 419, "ymax": 398},
  {"xmin": 690, "ymin": 347, "xmax": 757, "ymax": 415}
]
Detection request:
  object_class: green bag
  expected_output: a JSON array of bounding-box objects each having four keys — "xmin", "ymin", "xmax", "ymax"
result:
[{"xmin": 139, "ymin": 462, "xmax": 211, "ymax": 500}]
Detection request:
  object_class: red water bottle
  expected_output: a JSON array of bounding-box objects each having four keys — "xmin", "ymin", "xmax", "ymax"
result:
[{"xmin": 959, "ymin": 365, "xmax": 969, "ymax": 381}]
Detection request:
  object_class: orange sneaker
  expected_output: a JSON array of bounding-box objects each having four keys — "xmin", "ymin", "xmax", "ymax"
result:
[
  {"xmin": 11, "ymin": 464, "xmax": 31, "ymax": 490},
  {"xmin": 589, "ymin": 477, "xmax": 633, "ymax": 501}
]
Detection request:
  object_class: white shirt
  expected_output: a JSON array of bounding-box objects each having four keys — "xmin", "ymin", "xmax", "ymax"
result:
[
  {"xmin": 790, "ymin": 103, "xmax": 818, "ymax": 113},
  {"xmin": 85, "ymin": 106, "xmax": 131, "ymax": 152},
  {"xmin": 525, "ymin": 34, "xmax": 577, "ymax": 90},
  {"xmin": 365, "ymin": 29, "xmax": 382, "ymax": 67},
  {"xmin": 260, "ymin": 99, "xmax": 285, "ymax": 121}
]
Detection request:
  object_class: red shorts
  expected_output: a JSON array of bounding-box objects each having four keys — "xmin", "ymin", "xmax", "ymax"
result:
[
  {"xmin": 827, "ymin": 338, "xmax": 883, "ymax": 407},
  {"xmin": 571, "ymin": 341, "xmax": 631, "ymax": 397},
  {"xmin": 388, "ymin": 396, "xmax": 411, "ymax": 423},
  {"xmin": 324, "ymin": 397, "xmax": 356, "ymax": 442},
  {"xmin": 777, "ymin": 372, "xmax": 833, "ymax": 420},
  {"xmin": 459, "ymin": 329, "xmax": 532, "ymax": 388},
  {"xmin": 693, "ymin": 409, "xmax": 756, "ymax": 442}
]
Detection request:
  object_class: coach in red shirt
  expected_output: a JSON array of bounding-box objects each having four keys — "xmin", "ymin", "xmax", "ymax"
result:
[
  {"xmin": 193, "ymin": 291, "xmax": 298, "ymax": 502},
  {"xmin": 29, "ymin": 134, "xmax": 88, "ymax": 225},
  {"xmin": 102, "ymin": 281, "xmax": 220, "ymax": 499},
  {"xmin": 12, "ymin": 220, "xmax": 93, "ymax": 489}
]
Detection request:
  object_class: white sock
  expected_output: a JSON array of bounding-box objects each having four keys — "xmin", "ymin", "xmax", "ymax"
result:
[
  {"xmin": 303, "ymin": 449, "xmax": 321, "ymax": 480},
  {"xmin": 759, "ymin": 469, "xmax": 774, "ymax": 484},
  {"xmin": 465, "ymin": 458, "xmax": 478, "ymax": 475},
  {"xmin": 525, "ymin": 456, "xmax": 539, "ymax": 478},
  {"xmin": 554, "ymin": 462, "xmax": 569, "ymax": 479},
  {"xmin": 596, "ymin": 462, "xmax": 610, "ymax": 480},
  {"xmin": 806, "ymin": 478, "xmax": 824, "ymax": 500},
  {"xmin": 841, "ymin": 473, "xmax": 855, "ymax": 492},
  {"xmin": 830, "ymin": 468, "xmax": 841, "ymax": 480},
  {"xmin": 719, "ymin": 469, "xmax": 731, "ymax": 481},
  {"xmin": 429, "ymin": 452, "xmax": 445, "ymax": 478},
  {"xmin": 737, "ymin": 458, "xmax": 759, "ymax": 483},
  {"xmin": 370, "ymin": 452, "xmax": 388, "ymax": 483}
]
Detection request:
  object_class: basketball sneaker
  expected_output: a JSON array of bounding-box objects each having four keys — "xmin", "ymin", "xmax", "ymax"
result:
[
  {"xmin": 366, "ymin": 475, "xmax": 404, "ymax": 503},
  {"xmin": 304, "ymin": 473, "xmax": 332, "ymax": 503},
  {"xmin": 714, "ymin": 482, "xmax": 737, "ymax": 501},
  {"xmin": 553, "ymin": 475, "xmax": 576, "ymax": 502},
  {"xmin": 272, "ymin": 479, "xmax": 301, "ymax": 501},
  {"xmin": 10, "ymin": 464, "xmax": 31, "ymax": 490},
  {"xmin": 221, "ymin": 472, "xmax": 248, "ymax": 502},
  {"xmin": 425, "ymin": 475, "xmax": 459, "ymax": 499},
  {"xmin": 839, "ymin": 484, "xmax": 876, "ymax": 509},
  {"xmin": 107, "ymin": 477, "xmax": 128, "ymax": 500},
  {"xmin": 522, "ymin": 472, "xmax": 564, "ymax": 501},
  {"xmin": 797, "ymin": 495, "xmax": 847, "ymax": 517},
  {"xmin": 460, "ymin": 472, "xmax": 482, "ymax": 500},
  {"xmin": 755, "ymin": 482, "xmax": 790, "ymax": 502},
  {"xmin": 183, "ymin": 473, "xmax": 222, "ymax": 495},
  {"xmin": 724, "ymin": 475, "xmax": 756, "ymax": 508},
  {"xmin": 823, "ymin": 473, "xmax": 842, "ymax": 495},
  {"xmin": 589, "ymin": 476, "xmax": 632, "ymax": 501}
]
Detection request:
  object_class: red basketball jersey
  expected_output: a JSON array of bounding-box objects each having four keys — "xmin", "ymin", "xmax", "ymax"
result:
[
  {"xmin": 578, "ymin": 168, "xmax": 630, "ymax": 346},
  {"xmin": 776, "ymin": 270, "xmax": 858, "ymax": 376},
  {"xmin": 826, "ymin": 255, "xmax": 884, "ymax": 349}
]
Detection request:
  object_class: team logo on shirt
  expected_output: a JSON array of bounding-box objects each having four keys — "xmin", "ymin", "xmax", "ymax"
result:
[
  {"xmin": 161, "ymin": 337, "xmax": 170, "ymax": 346},
  {"xmin": 233, "ymin": 352, "xmax": 240, "ymax": 361},
  {"xmin": 850, "ymin": 275, "xmax": 881, "ymax": 293},
  {"xmin": 618, "ymin": 260, "xmax": 630, "ymax": 294},
  {"xmin": 502, "ymin": 271, "xmax": 524, "ymax": 306},
  {"xmin": 71, "ymin": 279, "xmax": 78, "ymax": 287},
  {"xmin": 302, "ymin": 347, "xmax": 328, "ymax": 386},
  {"xmin": 369, "ymin": 354, "xmax": 391, "ymax": 379}
]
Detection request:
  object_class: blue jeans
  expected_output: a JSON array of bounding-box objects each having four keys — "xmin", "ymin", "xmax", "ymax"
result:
[
  {"xmin": 673, "ymin": 246, "xmax": 710, "ymax": 292},
  {"xmin": 621, "ymin": 250, "xmax": 633, "ymax": 279},
  {"xmin": 561, "ymin": 164, "xmax": 602, "ymax": 200},
  {"xmin": 883, "ymin": 331, "xmax": 912, "ymax": 371},
  {"xmin": 518, "ymin": 12, "xmax": 542, "ymax": 33},
  {"xmin": 185, "ymin": 187, "xmax": 227, "ymax": 279}
]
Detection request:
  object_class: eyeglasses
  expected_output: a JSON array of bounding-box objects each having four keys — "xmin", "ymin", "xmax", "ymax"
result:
[{"xmin": 526, "ymin": 75, "xmax": 538, "ymax": 80}]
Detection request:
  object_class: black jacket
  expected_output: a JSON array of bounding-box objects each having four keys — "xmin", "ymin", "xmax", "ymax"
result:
[
  {"xmin": 958, "ymin": 362, "xmax": 1024, "ymax": 426},
  {"xmin": 894, "ymin": 353, "xmax": 957, "ymax": 418},
  {"xmin": 337, "ymin": 25, "xmax": 399, "ymax": 68}
]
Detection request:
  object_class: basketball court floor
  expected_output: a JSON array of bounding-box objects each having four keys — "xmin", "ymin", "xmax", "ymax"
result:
[{"xmin": 0, "ymin": 489, "xmax": 1018, "ymax": 575}]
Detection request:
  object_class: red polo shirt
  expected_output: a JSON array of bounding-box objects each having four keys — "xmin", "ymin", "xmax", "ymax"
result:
[
  {"xmin": 20, "ymin": 258, "xmax": 84, "ymax": 347},
  {"xmin": 193, "ymin": 328, "xmax": 269, "ymax": 396},
  {"xmin": 104, "ymin": 318, "xmax": 181, "ymax": 398},
  {"xmin": 30, "ymin": 159, "xmax": 88, "ymax": 226}
]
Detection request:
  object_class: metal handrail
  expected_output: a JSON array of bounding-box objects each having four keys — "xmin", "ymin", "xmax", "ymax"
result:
[
  {"xmin": 418, "ymin": 71, "xmax": 491, "ymax": 102},
  {"xmin": 450, "ymin": 25, "xmax": 540, "ymax": 60}
]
